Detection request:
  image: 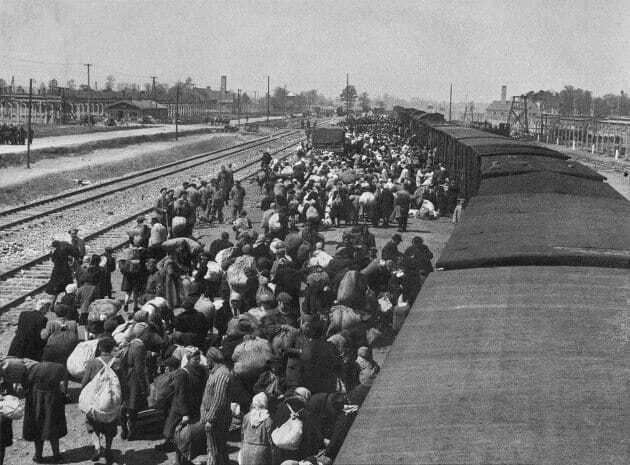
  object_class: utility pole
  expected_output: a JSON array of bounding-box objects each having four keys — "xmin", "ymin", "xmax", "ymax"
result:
[
  {"xmin": 85, "ymin": 63, "xmax": 92, "ymax": 126},
  {"xmin": 175, "ymin": 84, "xmax": 180, "ymax": 140},
  {"xmin": 448, "ymin": 83, "xmax": 453, "ymax": 123},
  {"xmin": 346, "ymin": 73, "xmax": 349, "ymax": 121},
  {"xmin": 84, "ymin": 63, "xmax": 92, "ymax": 89},
  {"xmin": 151, "ymin": 75, "xmax": 157, "ymax": 109},
  {"xmin": 237, "ymin": 88, "xmax": 241, "ymax": 126},
  {"xmin": 26, "ymin": 78, "xmax": 32, "ymax": 169},
  {"xmin": 266, "ymin": 76, "xmax": 270, "ymax": 125}
]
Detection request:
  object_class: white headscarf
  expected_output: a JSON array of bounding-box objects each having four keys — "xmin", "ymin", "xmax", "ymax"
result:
[{"xmin": 249, "ymin": 392, "xmax": 270, "ymax": 427}]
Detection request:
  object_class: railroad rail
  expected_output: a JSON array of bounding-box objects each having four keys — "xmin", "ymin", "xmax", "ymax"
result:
[
  {"xmin": 0, "ymin": 130, "xmax": 295, "ymax": 232},
  {"xmin": 0, "ymin": 132, "xmax": 306, "ymax": 313}
]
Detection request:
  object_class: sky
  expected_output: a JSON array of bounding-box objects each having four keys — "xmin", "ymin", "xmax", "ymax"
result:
[{"xmin": 0, "ymin": 0, "xmax": 628, "ymax": 104}]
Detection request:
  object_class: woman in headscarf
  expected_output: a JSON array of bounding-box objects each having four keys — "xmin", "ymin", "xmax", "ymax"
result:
[
  {"xmin": 240, "ymin": 392, "xmax": 274, "ymax": 465},
  {"xmin": 8, "ymin": 299, "xmax": 49, "ymax": 361}
]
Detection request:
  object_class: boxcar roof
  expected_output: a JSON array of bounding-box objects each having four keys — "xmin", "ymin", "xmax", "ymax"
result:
[
  {"xmin": 434, "ymin": 126, "xmax": 502, "ymax": 140},
  {"xmin": 334, "ymin": 266, "xmax": 629, "ymax": 465},
  {"xmin": 465, "ymin": 139, "xmax": 568, "ymax": 158},
  {"xmin": 480, "ymin": 155, "xmax": 605, "ymax": 181},
  {"xmin": 477, "ymin": 172, "xmax": 624, "ymax": 199},
  {"xmin": 436, "ymin": 192, "xmax": 630, "ymax": 269}
]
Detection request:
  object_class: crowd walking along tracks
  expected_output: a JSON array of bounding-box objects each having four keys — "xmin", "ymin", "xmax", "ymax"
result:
[
  {"xmin": 0, "ymin": 130, "xmax": 306, "ymax": 313},
  {"xmin": 0, "ymin": 130, "xmax": 296, "ymax": 232}
]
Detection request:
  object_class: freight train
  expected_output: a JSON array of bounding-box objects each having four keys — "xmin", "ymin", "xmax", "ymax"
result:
[{"xmin": 334, "ymin": 108, "xmax": 629, "ymax": 465}]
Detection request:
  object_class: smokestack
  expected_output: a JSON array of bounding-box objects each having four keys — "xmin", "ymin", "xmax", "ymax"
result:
[
  {"xmin": 220, "ymin": 76, "xmax": 227, "ymax": 93},
  {"xmin": 501, "ymin": 85, "xmax": 507, "ymax": 103}
]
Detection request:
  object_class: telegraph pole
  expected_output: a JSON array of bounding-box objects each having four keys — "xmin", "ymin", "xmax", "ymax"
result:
[
  {"xmin": 151, "ymin": 75, "xmax": 157, "ymax": 109},
  {"xmin": 237, "ymin": 88, "xmax": 241, "ymax": 126},
  {"xmin": 84, "ymin": 63, "xmax": 92, "ymax": 89},
  {"xmin": 85, "ymin": 63, "xmax": 92, "ymax": 126},
  {"xmin": 266, "ymin": 76, "xmax": 270, "ymax": 125},
  {"xmin": 26, "ymin": 78, "xmax": 33, "ymax": 169},
  {"xmin": 448, "ymin": 83, "xmax": 453, "ymax": 123},
  {"xmin": 175, "ymin": 84, "xmax": 180, "ymax": 140},
  {"xmin": 346, "ymin": 73, "xmax": 349, "ymax": 121}
]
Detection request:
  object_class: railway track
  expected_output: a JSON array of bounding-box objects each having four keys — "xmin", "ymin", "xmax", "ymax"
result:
[
  {"xmin": 0, "ymin": 132, "xmax": 305, "ymax": 313},
  {"xmin": 0, "ymin": 130, "xmax": 295, "ymax": 232}
]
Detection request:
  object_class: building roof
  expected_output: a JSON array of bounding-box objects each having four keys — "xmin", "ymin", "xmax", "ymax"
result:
[{"xmin": 105, "ymin": 100, "xmax": 167, "ymax": 111}]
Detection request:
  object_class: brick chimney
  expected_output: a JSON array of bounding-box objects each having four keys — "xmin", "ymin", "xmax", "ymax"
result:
[
  {"xmin": 220, "ymin": 76, "xmax": 227, "ymax": 93},
  {"xmin": 501, "ymin": 85, "xmax": 507, "ymax": 103}
]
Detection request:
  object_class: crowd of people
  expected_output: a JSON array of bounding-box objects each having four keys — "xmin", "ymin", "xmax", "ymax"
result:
[
  {"xmin": 0, "ymin": 117, "xmax": 446, "ymax": 465},
  {"xmin": 0, "ymin": 124, "xmax": 34, "ymax": 145}
]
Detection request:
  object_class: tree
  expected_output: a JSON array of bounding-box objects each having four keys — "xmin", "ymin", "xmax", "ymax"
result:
[
  {"xmin": 67, "ymin": 79, "xmax": 76, "ymax": 90},
  {"xmin": 184, "ymin": 77, "xmax": 194, "ymax": 90},
  {"xmin": 105, "ymin": 75, "xmax": 115, "ymax": 91},
  {"xmin": 340, "ymin": 85, "xmax": 357, "ymax": 113},
  {"xmin": 358, "ymin": 91, "xmax": 371, "ymax": 112}
]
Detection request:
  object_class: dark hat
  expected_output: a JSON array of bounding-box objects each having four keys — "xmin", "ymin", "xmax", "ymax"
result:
[
  {"xmin": 136, "ymin": 216, "xmax": 145, "ymax": 222},
  {"xmin": 392, "ymin": 233, "xmax": 402, "ymax": 242}
]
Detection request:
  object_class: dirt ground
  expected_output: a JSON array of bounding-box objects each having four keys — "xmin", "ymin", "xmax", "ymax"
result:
[{"xmin": 0, "ymin": 169, "xmax": 455, "ymax": 464}]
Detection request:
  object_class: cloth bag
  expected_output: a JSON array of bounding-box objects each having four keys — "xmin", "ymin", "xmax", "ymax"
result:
[
  {"xmin": 271, "ymin": 404, "xmax": 303, "ymax": 451},
  {"xmin": 78, "ymin": 358, "xmax": 122, "ymax": 423},
  {"xmin": 66, "ymin": 338, "xmax": 99, "ymax": 379}
]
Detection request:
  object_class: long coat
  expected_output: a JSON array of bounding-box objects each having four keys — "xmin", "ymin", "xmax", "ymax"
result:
[
  {"xmin": 22, "ymin": 362, "xmax": 67, "ymax": 441},
  {"xmin": 240, "ymin": 412, "xmax": 273, "ymax": 465},
  {"xmin": 120, "ymin": 339, "xmax": 149, "ymax": 411},
  {"xmin": 45, "ymin": 243, "xmax": 76, "ymax": 295}
]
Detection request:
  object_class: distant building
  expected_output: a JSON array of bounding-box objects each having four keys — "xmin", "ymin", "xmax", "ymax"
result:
[
  {"xmin": 486, "ymin": 85, "xmax": 540, "ymax": 125},
  {"xmin": 106, "ymin": 100, "xmax": 168, "ymax": 122}
]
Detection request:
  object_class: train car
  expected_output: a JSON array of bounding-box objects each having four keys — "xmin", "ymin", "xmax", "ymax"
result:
[
  {"xmin": 335, "ymin": 265, "xmax": 628, "ymax": 465},
  {"xmin": 405, "ymin": 108, "xmax": 570, "ymax": 199},
  {"xmin": 334, "ymin": 116, "xmax": 630, "ymax": 465},
  {"xmin": 311, "ymin": 127, "xmax": 346, "ymax": 154}
]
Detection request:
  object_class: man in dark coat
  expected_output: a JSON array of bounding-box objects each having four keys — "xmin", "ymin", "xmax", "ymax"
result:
[
  {"xmin": 401, "ymin": 236, "xmax": 434, "ymax": 302},
  {"xmin": 299, "ymin": 321, "xmax": 342, "ymax": 394},
  {"xmin": 394, "ymin": 186, "xmax": 412, "ymax": 232},
  {"xmin": 379, "ymin": 185, "xmax": 395, "ymax": 227},
  {"xmin": 157, "ymin": 350, "xmax": 207, "ymax": 452}
]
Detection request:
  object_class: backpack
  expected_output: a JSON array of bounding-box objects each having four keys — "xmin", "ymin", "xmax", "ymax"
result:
[
  {"xmin": 78, "ymin": 358, "xmax": 122, "ymax": 423},
  {"xmin": 66, "ymin": 339, "xmax": 99, "ymax": 379},
  {"xmin": 271, "ymin": 404, "xmax": 303, "ymax": 450}
]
